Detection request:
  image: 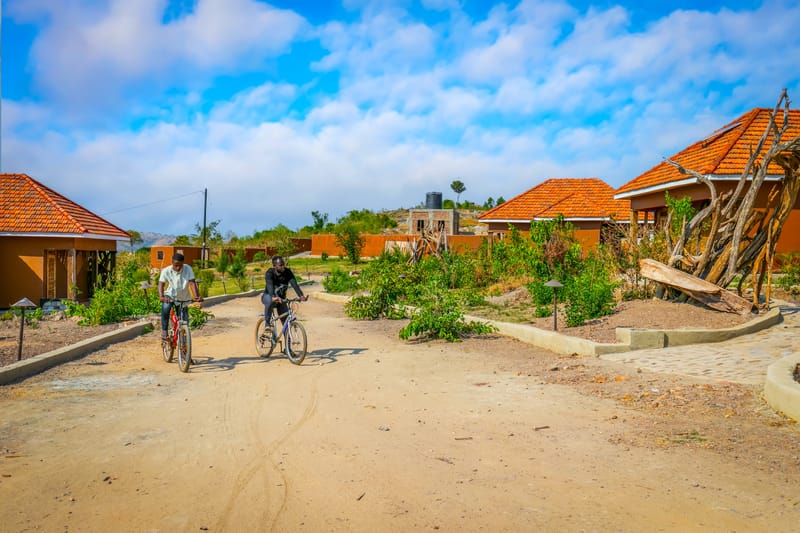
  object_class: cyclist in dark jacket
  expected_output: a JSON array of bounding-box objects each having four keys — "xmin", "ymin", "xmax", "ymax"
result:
[{"xmin": 262, "ymin": 255, "xmax": 307, "ymax": 324}]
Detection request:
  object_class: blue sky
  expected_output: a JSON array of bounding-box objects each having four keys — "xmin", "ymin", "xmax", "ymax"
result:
[{"xmin": 3, "ymin": 0, "xmax": 800, "ymax": 237}]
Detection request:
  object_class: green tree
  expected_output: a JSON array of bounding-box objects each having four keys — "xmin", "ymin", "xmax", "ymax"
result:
[
  {"xmin": 335, "ymin": 223, "xmax": 365, "ymax": 264},
  {"xmin": 311, "ymin": 211, "xmax": 329, "ymax": 232},
  {"xmin": 450, "ymin": 180, "xmax": 466, "ymax": 206},
  {"xmin": 483, "ymin": 197, "xmax": 495, "ymax": 209},
  {"xmin": 216, "ymin": 251, "xmax": 230, "ymax": 294},
  {"xmin": 193, "ymin": 220, "xmax": 223, "ymax": 246},
  {"xmin": 336, "ymin": 209, "xmax": 397, "ymax": 233},
  {"xmin": 127, "ymin": 229, "xmax": 143, "ymax": 253},
  {"xmin": 229, "ymin": 249, "xmax": 250, "ymax": 291}
]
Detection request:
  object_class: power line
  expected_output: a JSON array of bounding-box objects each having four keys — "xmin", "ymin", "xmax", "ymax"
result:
[{"xmin": 100, "ymin": 189, "xmax": 205, "ymax": 216}]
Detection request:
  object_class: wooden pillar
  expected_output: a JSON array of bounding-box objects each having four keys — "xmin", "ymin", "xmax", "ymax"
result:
[{"xmin": 68, "ymin": 249, "xmax": 77, "ymax": 299}]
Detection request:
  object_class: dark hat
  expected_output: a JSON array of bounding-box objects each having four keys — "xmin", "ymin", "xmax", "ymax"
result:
[
  {"xmin": 271, "ymin": 255, "xmax": 285, "ymax": 266},
  {"xmin": 172, "ymin": 253, "xmax": 185, "ymax": 262}
]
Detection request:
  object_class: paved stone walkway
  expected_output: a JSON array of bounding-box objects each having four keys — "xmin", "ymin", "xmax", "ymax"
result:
[{"xmin": 600, "ymin": 303, "xmax": 800, "ymax": 385}]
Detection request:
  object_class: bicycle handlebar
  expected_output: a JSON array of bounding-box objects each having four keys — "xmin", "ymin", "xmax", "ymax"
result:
[{"xmin": 163, "ymin": 296, "xmax": 201, "ymax": 305}]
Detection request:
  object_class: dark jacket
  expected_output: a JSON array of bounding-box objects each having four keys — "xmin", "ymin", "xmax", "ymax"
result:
[{"xmin": 265, "ymin": 266, "xmax": 304, "ymax": 299}]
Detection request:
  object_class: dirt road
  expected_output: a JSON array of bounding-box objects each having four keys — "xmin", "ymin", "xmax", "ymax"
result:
[{"xmin": 0, "ymin": 291, "xmax": 798, "ymax": 532}]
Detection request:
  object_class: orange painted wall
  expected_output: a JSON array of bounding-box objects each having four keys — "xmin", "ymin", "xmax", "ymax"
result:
[
  {"xmin": 775, "ymin": 210, "xmax": 800, "ymax": 255},
  {"xmin": 311, "ymin": 234, "xmax": 488, "ymax": 257},
  {"xmin": 484, "ymin": 221, "xmax": 602, "ymax": 252},
  {"xmin": 150, "ymin": 246, "xmax": 204, "ymax": 270},
  {"xmin": 150, "ymin": 240, "xmax": 313, "ymax": 270},
  {"xmin": 0, "ymin": 236, "xmax": 117, "ymax": 308}
]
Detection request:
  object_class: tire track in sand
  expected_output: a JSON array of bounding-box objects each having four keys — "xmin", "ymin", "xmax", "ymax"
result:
[{"xmin": 214, "ymin": 370, "xmax": 320, "ymax": 532}]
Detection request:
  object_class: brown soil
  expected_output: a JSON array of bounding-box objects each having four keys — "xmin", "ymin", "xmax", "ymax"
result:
[
  {"xmin": 0, "ymin": 293, "xmax": 798, "ymax": 531},
  {"xmin": 0, "ymin": 313, "xmax": 121, "ymax": 367},
  {"xmin": 474, "ymin": 287, "xmax": 759, "ymax": 343}
]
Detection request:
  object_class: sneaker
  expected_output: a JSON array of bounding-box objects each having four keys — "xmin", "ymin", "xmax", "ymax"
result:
[{"xmin": 161, "ymin": 331, "xmax": 169, "ymax": 341}]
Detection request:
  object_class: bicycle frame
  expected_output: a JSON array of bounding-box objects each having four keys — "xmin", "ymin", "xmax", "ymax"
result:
[
  {"xmin": 162, "ymin": 297, "xmax": 194, "ymax": 372},
  {"xmin": 272, "ymin": 303, "xmax": 298, "ymax": 341},
  {"xmin": 255, "ymin": 298, "xmax": 307, "ymax": 364},
  {"xmin": 168, "ymin": 301, "xmax": 189, "ymax": 342}
]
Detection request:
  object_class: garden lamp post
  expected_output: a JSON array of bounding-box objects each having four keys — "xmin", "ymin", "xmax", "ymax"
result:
[
  {"xmin": 12, "ymin": 297, "xmax": 37, "ymax": 361},
  {"xmin": 140, "ymin": 281, "xmax": 152, "ymax": 308},
  {"xmin": 140, "ymin": 281, "xmax": 151, "ymax": 298},
  {"xmin": 544, "ymin": 279, "xmax": 563, "ymax": 331}
]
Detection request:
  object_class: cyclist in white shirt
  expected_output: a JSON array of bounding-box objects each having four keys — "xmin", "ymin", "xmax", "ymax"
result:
[{"xmin": 157, "ymin": 253, "xmax": 203, "ymax": 340}]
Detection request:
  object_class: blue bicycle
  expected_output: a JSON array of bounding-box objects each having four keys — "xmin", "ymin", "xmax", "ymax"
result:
[{"xmin": 254, "ymin": 298, "xmax": 307, "ymax": 364}]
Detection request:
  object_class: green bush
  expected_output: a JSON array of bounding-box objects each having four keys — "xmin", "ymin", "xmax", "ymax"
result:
[
  {"xmin": 323, "ymin": 267, "xmax": 360, "ymax": 293},
  {"xmin": 563, "ymin": 256, "xmax": 617, "ymax": 327},
  {"xmin": 189, "ymin": 306, "xmax": 214, "ymax": 329},
  {"xmin": 777, "ymin": 251, "xmax": 800, "ymax": 291},
  {"xmin": 343, "ymin": 249, "xmax": 411, "ymax": 319},
  {"xmin": 197, "ymin": 269, "xmax": 216, "ymax": 298},
  {"xmin": 399, "ymin": 285, "xmax": 496, "ymax": 342},
  {"xmin": 64, "ymin": 261, "xmax": 158, "ymax": 325}
]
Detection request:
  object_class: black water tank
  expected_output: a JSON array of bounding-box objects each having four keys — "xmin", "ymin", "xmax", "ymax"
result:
[{"xmin": 425, "ymin": 191, "xmax": 443, "ymax": 209}]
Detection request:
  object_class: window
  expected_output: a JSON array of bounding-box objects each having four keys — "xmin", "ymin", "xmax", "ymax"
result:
[
  {"xmin": 157, "ymin": 251, "xmax": 164, "ymax": 260},
  {"xmin": 417, "ymin": 220, "xmax": 425, "ymax": 232},
  {"xmin": 437, "ymin": 221, "xmax": 446, "ymax": 232}
]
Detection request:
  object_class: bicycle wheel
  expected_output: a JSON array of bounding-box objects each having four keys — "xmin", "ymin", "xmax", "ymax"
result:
[
  {"xmin": 177, "ymin": 324, "xmax": 192, "ymax": 373},
  {"xmin": 161, "ymin": 333, "xmax": 174, "ymax": 362},
  {"xmin": 254, "ymin": 317, "xmax": 276, "ymax": 357},
  {"xmin": 285, "ymin": 320, "xmax": 307, "ymax": 365}
]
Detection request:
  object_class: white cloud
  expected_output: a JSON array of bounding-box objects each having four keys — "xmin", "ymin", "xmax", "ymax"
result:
[
  {"xmin": 4, "ymin": 0, "xmax": 800, "ymax": 236},
  {"xmin": 11, "ymin": 0, "xmax": 305, "ymax": 117}
]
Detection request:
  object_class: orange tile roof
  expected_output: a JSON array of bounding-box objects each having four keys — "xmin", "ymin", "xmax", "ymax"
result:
[
  {"xmin": 479, "ymin": 178, "xmax": 632, "ymax": 222},
  {"xmin": 0, "ymin": 173, "xmax": 130, "ymax": 239},
  {"xmin": 616, "ymin": 107, "xmax": 800, "ymax": 197}
]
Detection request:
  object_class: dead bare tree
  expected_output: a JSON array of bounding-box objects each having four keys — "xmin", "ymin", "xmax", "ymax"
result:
[{"xmin": 661, "ymin": 89, "xmax": 800, "ymax": 308}]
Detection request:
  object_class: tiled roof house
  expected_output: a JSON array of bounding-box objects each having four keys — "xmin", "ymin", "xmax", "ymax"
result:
[
  {"xmin": 614, "ymin": 107, "xmax": 800, "ymax": 254},
  {"xmin": 0, "ymin": 173, "xmax": 130, "ymax": 307},
  {"xmin": 478, "ymin": 178, "xmax": 634, "ymax": 249}
]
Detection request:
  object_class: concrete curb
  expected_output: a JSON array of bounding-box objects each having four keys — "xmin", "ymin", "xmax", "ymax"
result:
[
  {"xmin": 314, "ymin": 292, "xmax": 782, "ymax": 357},
  {"xmin": 763, "ymin": 354, "xmax": 800, "ymax": 423},
  {"xmin": 615, "ymin": 306, "xmax": 782, "ymax": 350},
  {"xmin": 0, "ymin": 321, "xmax": 152, "ymax": 385},
  {"xmin": 202, "ymin": 289, "xmax": 261, "ymax": 307}
]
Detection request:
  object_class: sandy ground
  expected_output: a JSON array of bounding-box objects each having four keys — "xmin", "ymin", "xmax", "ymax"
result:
[{"xmin": 0, "ymin": 290, "xmax": 799, "ymax": 532}]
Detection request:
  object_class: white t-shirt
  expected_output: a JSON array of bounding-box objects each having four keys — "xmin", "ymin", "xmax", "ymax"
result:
[{"xmin": 159, "ymin": 264, "xmax": 196, "ymax": 301}]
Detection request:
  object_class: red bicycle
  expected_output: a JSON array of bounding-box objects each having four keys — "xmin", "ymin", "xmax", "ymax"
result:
[{"xmin": 161, "ymin": 297, "xmax": 195, "ymax": 373}]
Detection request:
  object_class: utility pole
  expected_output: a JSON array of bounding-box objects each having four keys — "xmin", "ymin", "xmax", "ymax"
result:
[{"xmin": 202, "ymin": 188, "xmax": 208, "ymax": 269}]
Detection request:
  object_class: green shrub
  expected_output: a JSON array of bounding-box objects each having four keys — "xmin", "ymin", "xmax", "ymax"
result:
[
  {"xmin": 189, "ymin": 306, "xmax": 214, "ymax": 329},
  {"xmin": 323, "ymin": 267, "xmax": 360, "ymax": 293},
  {"xmin": 399, "ymin": 286, "xmax": 496, "ymax": 342},
  {"xmin": 344, "ymin": 295, "xmax": 386, "ymax": 320},
  {"xmin": 343, "ymin": 250, "xmax": 411, "ymax": 319},
  {"xmin": 777, "ymin": 251, "xmax": 800, "ymax": 291},
  {"xmin": 197, "ymin": 269, "xmax": 216, "ymax": 298},
  {"xmin": 63, "ymin": 260, "xmax": 158, "ymax": 325},
  {"xmin": 563, "ymin": 256, "xmax": 617, "ymax": 327}
]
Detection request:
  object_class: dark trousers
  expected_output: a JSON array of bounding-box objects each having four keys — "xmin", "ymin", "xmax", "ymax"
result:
[
  {"xmin": 261, "ymin": 293, "xmax": 288, "ymax": 325},
  {"xmin": 161, "ymin": 302, "xmax": 189, "ymax": 332}
]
